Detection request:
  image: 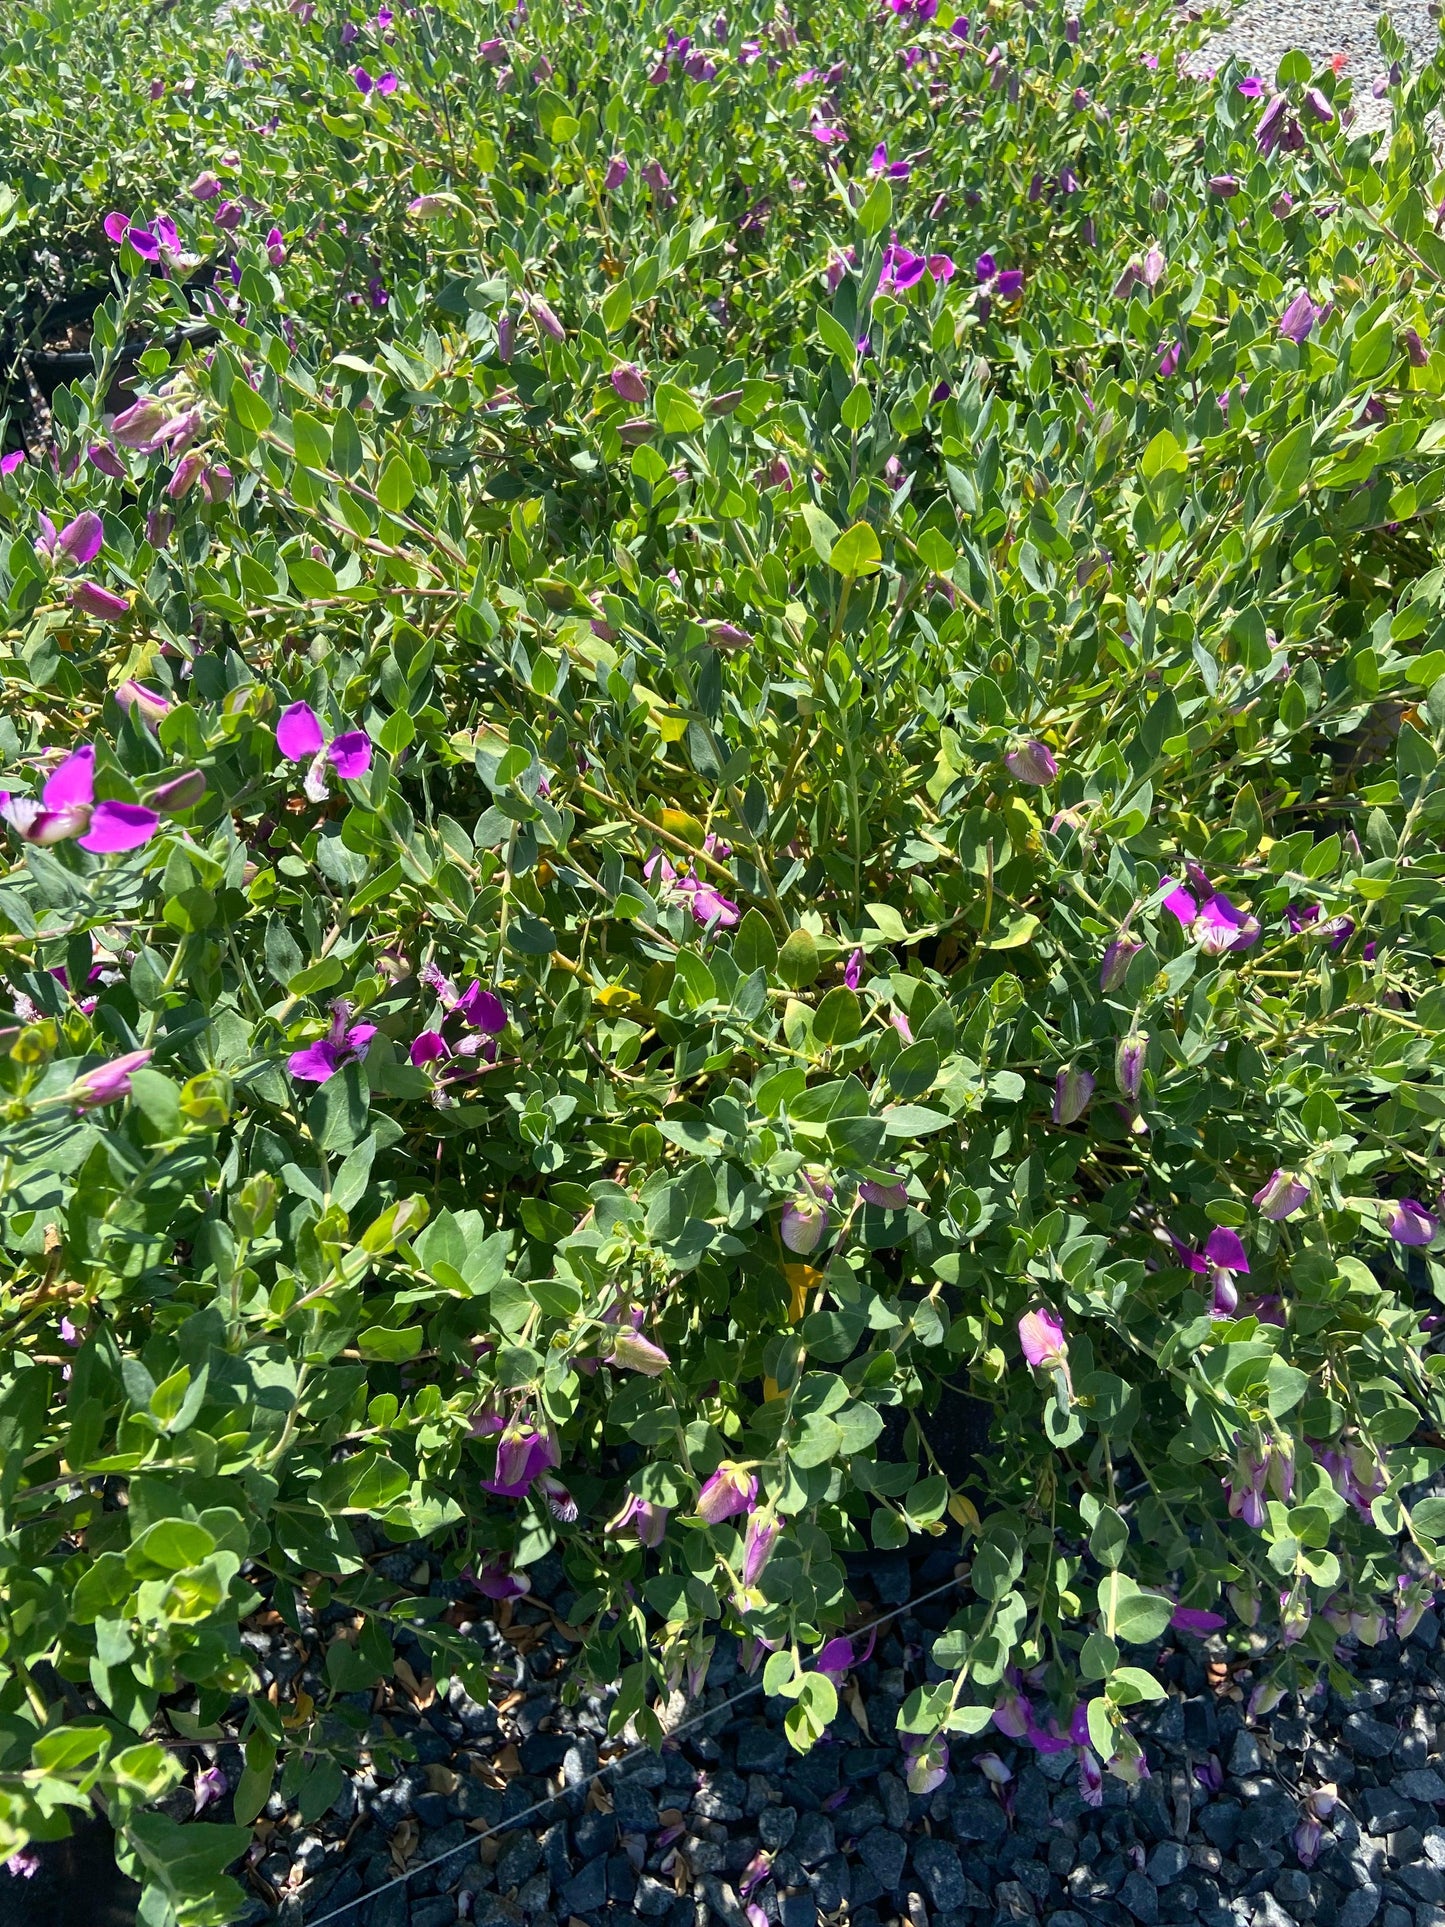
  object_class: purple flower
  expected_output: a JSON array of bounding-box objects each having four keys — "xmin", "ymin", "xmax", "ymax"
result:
[
  {"xmin": 167, "ymin": 450, "xmax": 205, "ymax": 501},
  {"xmin": 482, "ymin": 1421, "xmax": 557, "ymax": 1498},
  {"xmin": 108, "ymin": 397, "xmax": 171, "ymax": 451},
  {"xmin": 1205, "ymin": 1227, "xmax": 1250, "ymax": 1273},
  {"xmin": 1256, "ymin": 92, "xmax": 1290, "ymax": 154},
  {"xmin": 994, "ymin": 270, "xmax": 1024, "ymax": 298},
  {"xmin": 1004, "ymin": 739, "xmax": 1057, "ymax": 786},
  {"xmin": 843, "ymin": 947, "xmax": 864, "ymax": 990},
  {"xmin": 1383, "ymin": 1198, "xmax": 1437, "ymax": 1246},
  {"xmin": 407, "ymin": 194, "xmax": 451, "ymax": 218},
  {"xmin": 1171, "ymin": 1605, "xmax": 1226, "ymax": 1635},
  {"xmin": 66, "ymin": 1047, "xmax": 154, "ymax": 1110},
  {"xmin": 4, "ymin": 1852, "xmax": 40, "ymax": 1880},
  {"xmin": 103, "ymin": 212, "xmax": 160, "ymax": 261},
  {"xmin": 738, "ymin": 1852, "xmax": 772, "ymax": 1901},
  {"xmin": 192, "ymin": 1765, "xmax": 228, "ymax": 1815},
  {"xmin": 1304, "ymin": 86, "xmax": 1333, "ymax": 123},
  {"xmin": 1279, "ymin": 291, "xmax": 1320, "ymax": 344},
  {"xmin": 86, "ymin": 444, "xmax": 124, "ymax": 479},
  {"xmin": 454, "ymin": 981, "xmax": 507, "ymax": 1032},
  {"xmin": 859, "ymin": 1172, "xmax": 909, "ymax": 1210},
  {"xmin": 610, "ymin": 363, "xmax": 648, "ymax": 404},
  {"xmin": 927, "ymin": 254, "xmax": 956, "ymax": 283},
  {"xmin": 36, "ymin": 511, "xmax": 104, "ymax": 567},
  {"xmin": 1052, "ymin": 1066, "xmax": 1093, "ymax": 1127},
  {"xmin": 71, "ymin": 581, "xmax": 131, "ymax": 622},
  {"xmin": 151, "ymin": 770, "xmax": 206, "ymax": 813},
  {"xmin": 266, "ymin": 226, "xmax": 286, "ymax": 267},
  {"xmin": 603, "ymin": 155, "xmax": 630, "ymax": 190},
  {"xmin": 1100, "ymin": 935, "xmax": 1141, "ymax": 992},
  {"xmin": 975, "ymin": 251, "xmax": 997, "ymax": 283},
  {"xmin": 611, "ymin": 1492, "xmax": 668, "ymax": 1547},
  {"xmin": 696, "ymin": 1462, "xmax": 757, "ymax": 1524},
  {"xmin": 1078, "ymin": 1747, "xmax": 1104, "ymax": 1807},
  {"xmin": 1194, "ymin": 1754, "xmax": 1224, "ymax": 1793},
  {"xmin": 529, "ymin": 297, "xmax": 565, "ymax": 341},
  {"xmin": 410, "ymin": 1029, "xmax": 450, "ymax": 1066},
  {"xmin": 470, "ymin": 1555, "xmax": 531, "ymax": 1600},
  {"xmin": 276, "ymin": 701, "xmax": 373, "ymax": 801},
  {"xmin": 1158, "ymin": 340, "xmax": 1181, "ymax": 378},
  {"xmin": 1254, "ymin": 1170, "xmax": 1309, "ymax": 1220},
  {"xmin": 609, "ymin": 1329, "xmax": 670, "ymax": 1376},
  {"xmin": 189, "ymin": 171, "xmax": 221, "ymax": 200},
  {"xmin": 1116, "ymin": 1034, "xmax": 1146, "ymax": 1103},
  {"xmin": 781, "ymin": 1194, "xmax": 829, "ymax": 1253},
  {"xmin": 868, "ymin": 142, "xmax": 911, "ymax": 179},
  {"xmin": 741, "ymin": 1511, "xmax": 783, "ymax": 1587},
  {"xmin": 1405, "ymin": 328, "xmax": 1430, "ymax": 367},
  {"xmin": 288, "ymin": 1001, "xmax": 378, "ymax": 1085},
  {"xmin": 1018, "ymin": 1307, "xmax": 1066, "ymax": 1368},
  {"xmin": 352, "ymin": 64, "xmax": 374, "ymax": 89},
  {"xmin": 1164, "ymin": 880, "xmax": 1260, "ymax": 954},
  {"xmin": 879, "ymin": 243, "xmax": 927, "ymax": 293},
  {"xmin": 1237, "ymin": 74, "xmax": 1265, "ymax": 96},
  {"xmin": 1209, "ymin": 174, "xmax": 1239, "ymax": 197}
]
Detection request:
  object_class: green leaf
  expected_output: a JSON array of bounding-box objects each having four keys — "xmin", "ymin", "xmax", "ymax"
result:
[
  {"xmin": 344, "ymin": 1451, "xmax": 411, "ymax": 1513},
  {"xmin": 654, "ymin": 383, "xmax": 705, "ymax": 435},
  {"xmin": 357, "ymin": 1324, "xmax": 425, "ymax": 1361},
  {"xmin": 1088, "ymin": 1504, "xmax": 1128, "ymax": 1570},
  {"xmin": 813, "ymin": 985, "xmax": 861, "ymax": 1047},
  {"xmin": 829, "ymin": 521, "xmax": 882, "ymax": 579},
  {"xmin": 228, "ymin": 379, "xmax": 273, "ymax": 433},
  {"xmin": 377, "ymin": 452, "xmax": 417, "ymax": 515},
  {"xmin": 778, "ymin": 927, "xmax": 821, "ymax": 988},
  {"xmin": 857, "ymin": 176, "xmax": 893, "ymax": 237}
]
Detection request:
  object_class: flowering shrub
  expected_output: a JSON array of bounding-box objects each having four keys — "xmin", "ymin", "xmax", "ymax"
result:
[{"xmin": 4, "ymin": 0, "xmax": 1445, "ymax": 1917}]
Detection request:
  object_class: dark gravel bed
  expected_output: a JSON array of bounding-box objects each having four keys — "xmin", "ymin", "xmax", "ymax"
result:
[{"xmin": 8, "ymin": 1544, "xmax": 1445, "ymax": 1927}]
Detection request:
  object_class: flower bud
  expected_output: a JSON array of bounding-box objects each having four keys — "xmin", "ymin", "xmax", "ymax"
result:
[
  {"xmin": 609, "ymin": 362, "xmax": 648, "ymax": 404},
  {"xmin": 1099, "ymin": 935, "xmax": 1141, "ymax": 991},
  {"xmin": 1004, "ymin": 738, "xmax": 1057, "ymax": 786},
  {"xmin": 150, "ymin": 769, "xmax": 207, "ymax": 813},
  {"xmin": 1115, "ymin": 1034, "xmax": 1146, "ymax": 1102},
  {"xmin": 71, "ymin": 582, "xmax": 130, "ymax": 621},
  {"xmin": 1052, "ymin": 1064, "xmax": 1094, "ymax": 1126}
]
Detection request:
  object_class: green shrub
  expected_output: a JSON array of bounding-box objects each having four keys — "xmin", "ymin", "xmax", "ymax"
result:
[{"xmin": 2, "ymin": 0, "xmax": 1445, "ymax": 1917}]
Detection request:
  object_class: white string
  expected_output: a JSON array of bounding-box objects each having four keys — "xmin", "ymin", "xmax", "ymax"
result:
[{"xmin": 301, "ymin": 1570, "xmax": 968, "ymax": 1927}]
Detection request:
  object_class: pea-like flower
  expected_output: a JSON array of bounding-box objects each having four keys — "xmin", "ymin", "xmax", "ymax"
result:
[
  {"xmin": 1170, "ymin": 1605, "xmax": 1226, "ymax": 1635},
  {"xmin": 610, "ymin": 1491, "xmax": 668, "ymax": 1546},
  {"xmin": 1163, "ymin": 877, "xmax": 1260, "ymax": 954},
  {"xmin": 35, "ymin": 511, "xmax": 103, "ymax": 568},
  {"xmin": 695, "ymin": 1461, "xmax": 757, "ymax": 1524},
  {"xmin": 1004, "ymin": 739, "xmax": 1057, "ymax": 786},
  {"xmin": 0, "ymin": 744, "xmax": 159, "ymax": 852},
  {"xmin": 1018, "ymin": 1306, "xmax": 1066, "ymax": 1368},
  {"xmin": 740, "ymin": 1510, "xmax": 783, "ymax": 1588},
  {"xmin": 1253, "ymin": 1169, "xmax": 1309, "ymax": 1220},
  {"xmin": 1383, "ymin": 1197, "xmax": 1437, "ymax": 1246},
  {"xmin": 1052, "ymin": 1065, "xmax": 1093, "ymax": 1126},
  {"xmin": 608, "ymin": 1328, "xmax": 670, "ymax": 1376},
  {"xmin": 275, "ymin": 701, "xmax": 373, "ymax": 801},
  {"xmin": 482, "ymin": 1419, "xmax": 558, "ymax": 1498},
  {"xmin": 287, "ymin": 999, "xmax": 378, "ymax": 1084}
]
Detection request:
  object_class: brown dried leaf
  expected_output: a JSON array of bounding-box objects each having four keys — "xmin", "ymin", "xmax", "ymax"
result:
[
  {"xmin": 424, "ymin": 1763, "xmax": 458, "ymax": 1795},
  {"xmin": 586, "ymin": 1778, "xmax": 614, "ymax": 1814},
  {"xmin": 844, "ymin": 1679, "xmax": 871, "ymax": 1740},
  {"xmin": 388, "ymin": 1817, "xmax": 419, "ymax": 1873}
]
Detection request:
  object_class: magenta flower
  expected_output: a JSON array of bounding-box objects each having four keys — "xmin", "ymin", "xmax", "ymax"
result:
[
  {"xmin": 36, "ymin": 511, "xmax": 103, "ymax": 567},
  {"xmin": 603, "ymin": 156, "xmax": 630, "ymax": 189},
  {"xmin": 859, "ymin": 1172, "xmax": 909, "ymax": 1209},
  {"xmin": 288, "ymin": 1000, "xmax": 378, "ymax": 1084},
  {"xmin": 455, "ymin": 980, "xmax": 506, "ymax": 1031},
  {"xmin": 1004, "ymin": 739, "xmax": 1056, "ymax": 785},
  {"xmin": 1279, "ymin": 291, "xmax": 1320, "ymax": 344},
  {"xmin": 68, "ymin": 1047, "xmax": 154, "ymax": 1111},
  {"xmin": 103, "ymin": 212, "xmax": 161, "ymax": 261},
  {"xmin": 1205, "ymin": 1227, "xmax": 1249, "ymax": 1273},
  {"xmin": 1158, "ymin": 340, "xmax": 1181, "ymax": 378},
  {"xmin": 1100, "ymin": 935, "xmax": 1141, "ymax": 991},
  {"xmin": 266, "ymin": 227, "xmax": 286, "ymax": 267},
  {"xmin": 1256, "ymin": 92, "xmax": 1290, "ymax": 153},
  {"xmin": 1171, "ymin": 1605, "xmax": 1226, "ymax": 1635},
  {"xmin": 869, "ymin": 142, "xmax": 911, "ymax": 179},
  {"xmin": 4, "ymin": 1852, "xmax": 40, "ymax": 1881},
  {"xmin": 189, "ymin": 171, "xmax": 221, "ymax": 200},
  {"xmin": 741, "ymin": 1511, "xmax": 783, "ymax": 1588},
  {"xmin": 1018, "ymin": 1306, "xmax": 1066, "ymax": 1368},
  {"xmin": 1052, "ymin": 1066, "xmax": 1093, "ymax": 1127},
  {"xmin": 1209, "ymin": 174, "xmax": 1240, "ymax": 197},
  {"xmin": 1304, "ymin": 86, "xmax": 1333, "ymax": 123},
  {"xmin": 410, "ymin": 1029, "xmax": 450, "ymax": 1066},
  {"xmin": 611, "ymin": 1491, "xmax": 668, "ymax": 1547},
  {"xmin": 1254, "ymin": 1169, "xmax": 1309, "ymax": 1220},
  {"xmin": 843, "ymin": 947, "xmax": 864, "ymax": 990},
  {"xmin": 879, "ymin": 242, "xmax": 928, "ymax": 294},
  {"xmin": 696, "ymin": 1461, "xmax": 757, "ymax": 1524},
  {"xmin": 71, "ymin": 582, "xmax": 131, "ymax": 622},
  {"xmin": 482, "ymin": 1420, "xmax": 557, "ymax": 1498},
  {"xmin": 276, "ymin": 701, "xmax": 373, "ymax": 801},
  {"xmin": 1383, "ymin": 1198, "xmax": 1437, "ymax": 1246},
  {"xmin": 2, "ymin": 744, "xmax": 159, "ymax": 853},
  {"xmin": 1163, "ymin": 879, "xmax": 1260, "ymax": 954},
  {"xmin": 1077, "ymin": 1747, "xmax": 1104, "ymax": 1807},
  {"xmin": 352, "ymin": 64, "xmax": 374, "ymax": 89},
  {"xmin": 609, "ymin": 1329, "xmax": 670, "ymax": 1376}
]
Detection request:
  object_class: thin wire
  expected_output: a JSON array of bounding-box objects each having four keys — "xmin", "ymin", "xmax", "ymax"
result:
[{"xmin": 303, "ymin": 1570, "xmax": 968, "ymax": 1927}]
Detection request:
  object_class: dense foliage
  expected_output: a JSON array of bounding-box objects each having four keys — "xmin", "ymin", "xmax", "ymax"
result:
[{"xmin": 5, "ymin": 0, "xmax": 1445, "ymax": 1916}]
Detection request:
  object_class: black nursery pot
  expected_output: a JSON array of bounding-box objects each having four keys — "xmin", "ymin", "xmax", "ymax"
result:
[{"xmin": 0, "ymin": 1817, "xmax": 139, "ymax": 1927}]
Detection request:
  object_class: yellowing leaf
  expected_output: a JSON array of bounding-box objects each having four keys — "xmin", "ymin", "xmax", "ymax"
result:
[{"xmin": 783, "ymin": 1263, "xmax": 823, "ymax": 1323}]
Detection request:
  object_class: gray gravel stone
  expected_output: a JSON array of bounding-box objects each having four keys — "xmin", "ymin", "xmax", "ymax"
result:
[
  {"xmin": 1192, "ymin": 0, "xmax": 1441, "ymax": 136},
  {"xmin": 1398, "ymin": 1773, "xmax": 1445, "ymax": 1807},
  {"xmin": 912, "ymin": 1838, "xmax": 967, "ymax": 1911},
  {"xmin": 858, "ymin": 1827, "xmax": 908, "ymax": 1889},
  {"xmin": 1120, "ymin": 1869, "xmax": 1161, "ymax": 1924},
  {"xmin": 1229, "ymin": 1732, "xmax": 1263, "ymax": 1777},
  {"xmin": 1338, "ymin": 1887, "xmax": 1383, "ymax": 1927},
  {"xmin": 559, "ymin": 1859, "xmax": 607, "ymax": 1914},
  {"xmin": 1346, "ymin": 1718, "xmax": 1400, "ymax": 1763},
  {"xmin": 759, "ymin": 1805, "xmax": 797, "ymax": 1849},
  {"xmin": 1150, "ymin": 1843, "xmax": 1190, "ymax": 1887}
]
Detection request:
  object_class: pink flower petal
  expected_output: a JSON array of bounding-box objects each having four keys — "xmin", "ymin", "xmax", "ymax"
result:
[
  {"xmin": 42, "ymin": 746, "xmax": 96, "ymax": 811},
  {"xmin": 276, "ymin": 701, "xmax": 325, "ymax": 761},
  {"xmin": 327, "ymin": 730, "xmax": 373, "ymax": 780},
  {"xmin": 77, "ymin": 801, "xmax": 159, "ymax": 853}
]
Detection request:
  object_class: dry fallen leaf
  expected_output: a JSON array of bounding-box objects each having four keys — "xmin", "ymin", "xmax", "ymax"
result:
[
  {"xmin": 844, "ymin": 1678, "xmax": 872, "ymax": 1740},
  {"xmin": 393, "ymin": 1658, "xmax": 435, "ymax": 1708},
  {"xmin": 424, "ymin": 1763, "xmax": 458, "ymax": 1795},
  {"xmin": 388, "ymin": 1817, "xmax": 419, "ymax": 1873}
]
